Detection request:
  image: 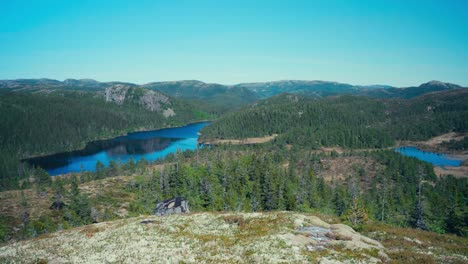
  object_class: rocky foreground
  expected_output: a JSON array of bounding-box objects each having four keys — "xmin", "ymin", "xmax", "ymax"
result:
[{"xmin": 0, "ymin": 212, "xmax": 389, "ymax": 263}]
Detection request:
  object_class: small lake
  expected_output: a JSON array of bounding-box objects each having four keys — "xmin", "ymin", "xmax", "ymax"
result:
[
  {"xmin": 25, "ymin": 122, "xmax": 210, "ymax": 176},
  {"xmin": 395, "ymin": 146, "xmax": 462, "ymax": 167}
]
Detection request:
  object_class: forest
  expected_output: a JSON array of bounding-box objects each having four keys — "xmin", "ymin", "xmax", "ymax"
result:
[
  {"xmin": 1, "ymin": 144, "xmax": 465, "ymax": 242},
  {"xmin": 0, "ymin": 87, "xmax": 466, "ymax": 244},
  {"xmin": 201, "ymin": 90, "xmax": 468, "ymax": 148},
  {"xmin": 0, "ymin": 90, "xmax": 213, "ymax": 191}
]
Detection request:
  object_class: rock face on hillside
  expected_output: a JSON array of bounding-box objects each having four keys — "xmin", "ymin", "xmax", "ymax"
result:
[
  {"xmin": 105, "ymin": 84, "xmax": 174, "ymax": 114},
  {"xmin": 154, "ymin": 197, "xmax": 189, "ymax": 216}
]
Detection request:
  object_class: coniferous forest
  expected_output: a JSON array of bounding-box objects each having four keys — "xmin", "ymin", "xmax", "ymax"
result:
[
  {"xmin": 0, "ymin": 83, "xmax": 466, "ymax": 248},
  {"xmin": 0, "ymin": 89, "xmax": 213, "ymax": 190},
  {"xmin": 2, "ymin": 145, "xmax": 465, "ymax": 242},
  {"xmin": 2, "ymin": 2, "xmax": 468, "ymax": 262},
  {"xmin": 201, "ymin": 90, "xmax": 468, "ymax": 147}
]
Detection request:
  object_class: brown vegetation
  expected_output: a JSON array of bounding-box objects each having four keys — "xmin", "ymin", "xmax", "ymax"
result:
[{"xmin": 200, "ymin": 134, "xmax": 278, "ymax": 145}]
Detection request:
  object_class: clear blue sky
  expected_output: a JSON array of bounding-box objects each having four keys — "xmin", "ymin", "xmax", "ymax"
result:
[{"xmin": 1, "ymin": 0, "xmax": 467, "ymax": 86}]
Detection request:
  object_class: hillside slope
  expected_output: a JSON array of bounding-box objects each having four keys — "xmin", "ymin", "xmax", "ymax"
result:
[
  {"xmin": 2, "ymin": 79, "xmax": 464, "ymax": 113},
  {"xmin": 236, "ymin": 80, "xmax": 465, "ymax": 99},
  {"xmin": 0, "ymin": 86, "xmax": 212, "ymax": 190},
  {"xmin": 143, "ymin": 80, "xmax": 260, "ymax": 114},
  {"xmin": 0, "ymin": 212, "xmax": 387, "ymax": 263},
  {"xmin": 1, "ymin": 211, "xmax": 466, "ymax": 263},
  {"xmin": 0, "ymin": 79, "xmax": 260, "ymax": 114},
  {"xmin": 200, "ymin": 89, "xmax": 468, "ymax": 148}
]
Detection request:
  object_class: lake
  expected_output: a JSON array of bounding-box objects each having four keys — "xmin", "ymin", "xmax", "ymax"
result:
[
  {"xmin": 394, "ymin": 146, "xmax": 462, "ymax": 166},
  {"xmin": 25, "ymin": 122, "xmax": 210, "ymax": 176}
]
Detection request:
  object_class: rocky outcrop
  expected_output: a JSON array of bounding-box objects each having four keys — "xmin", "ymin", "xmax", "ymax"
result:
[
  {"xmin": 50, "ymin": 201, "xmax": 66, "ymax": 211},
  {"xmin": 105, "ymin": 84, "xmax": 129, "ymax": 105},
  {"xmin": 163, "ymin": 108, "xmax": 176, "ymax": 118},
  {"xmin": 154, "ymin": 197, "xmax": 189, "ymax": 216},
  {"xmin": 290, "ymin": 214, "xmax": 389, "ymax": 263},
  {"xmin": 105, "ymin": 84, "xmax": 174, "ymax": 114},
  {"xmin": 139, "ymin": 90, "xmax": 170, "ymax": 112}
]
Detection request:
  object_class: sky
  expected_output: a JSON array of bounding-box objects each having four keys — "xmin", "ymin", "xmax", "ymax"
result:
[{"xmin": 1, "ymin": 0, "xmax": 467, "ymax": 86}]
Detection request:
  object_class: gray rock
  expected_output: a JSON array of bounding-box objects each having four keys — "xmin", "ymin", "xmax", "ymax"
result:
[
  {"xmin": 105, "ymin": 84, "xmax": 172, "ymax": 114},
  {"xmin": 154, "ymin": 197, "xmax": 189, "ymax": 216},
  {"xmin": 50, "ymin": 201, "xmax": 66, "ymax": 211}
]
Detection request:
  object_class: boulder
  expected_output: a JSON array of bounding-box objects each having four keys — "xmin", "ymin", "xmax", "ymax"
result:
[
  {"xmin": 154, "ymin": 197, "xmax": 190, "ymax": 216},
  {"xmin": 50, "ymin": 201, "xmax": 66, "ymax": 211}
]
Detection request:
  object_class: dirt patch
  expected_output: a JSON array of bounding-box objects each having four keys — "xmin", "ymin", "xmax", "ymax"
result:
[
  {"xmin": 201, "ymin": 134, "xmax": 278, "ymax": 145},
  {"xmin": 434, "ymin": 165, "xmax": 468, "ymax": 178},
  {"xmin": 317, "ymin": 157, "xmax": 384, "ymax": 184},
  {"xmin": 422, "ymin": 132, "xmax": 466, "ymax": 147},
  {"xmin": 320, "ymin": 147, "xmax": 344, "ymax": 154}
]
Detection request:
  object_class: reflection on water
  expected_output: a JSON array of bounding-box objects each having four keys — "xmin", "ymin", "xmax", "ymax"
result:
[{"xmin": 24, "ymin": 122, "xmax": 210, "ymax": 175}]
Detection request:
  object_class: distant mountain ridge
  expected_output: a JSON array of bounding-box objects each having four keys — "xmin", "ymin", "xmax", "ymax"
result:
[
  {"xmin": 142, "ymin": 80, "xmax": 259, "ymax": 114},
  {"xmin": 0, "ymin": 78, "xmax": 134, "ymax": 92},
  {"xmin": 1, "ymin": 78, "xmax": 465, "ymax": 111},
  {"xmin": 235, "ymin": 80, "xmax": 466, "ymax": 99}
]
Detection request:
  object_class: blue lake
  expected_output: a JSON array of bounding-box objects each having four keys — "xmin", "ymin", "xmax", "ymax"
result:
[
  {"xmin": 25, "ymin": 122, "xmax": 210, "ymax": 176},
  {"xmin": 394, "ymin": 146, "xmax": 462, "ymax": 166}
]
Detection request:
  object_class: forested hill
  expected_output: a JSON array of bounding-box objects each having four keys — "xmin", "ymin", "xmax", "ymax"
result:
[
  {"xmin": 143, "ymin": 80, "xmax": 259, "ymax": 114},
  {"xmin": 0, "ymin": 78, "xmax": 134, "ymax": 92},
  {"xmin": 200, "ymin": 89, "xmax": 468, "ymax": 148},
  {"xmin": 235, "ymin": 80, "xmax": 465, "ymax": 99},
  {"xmin": 362, "ymin": 80, "xmax": 465, "ymax": 98},
  {"xmin": 0, "ymin": 79, "xmax": 260, "ymax": 115},
  {"xmin": 0, "ymin": 86, "xmax": 213, "ymax": 190},
  {"xmin": 2, "ymin": 79, "xmax": 465, "ymax": 114}
]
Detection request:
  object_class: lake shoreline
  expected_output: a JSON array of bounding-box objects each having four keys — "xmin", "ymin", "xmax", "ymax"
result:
[
  {"xmin": 24, "ymin": 122, "xmax": 211, "ymax": 176},
  {"xmin": 21, "ymin": 119, "xmax": 214, "ymax": 160}
]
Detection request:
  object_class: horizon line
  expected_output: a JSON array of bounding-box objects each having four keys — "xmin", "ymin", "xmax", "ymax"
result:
[{"xmin": 1, "ymin": 77, "xmax": 466, "ymax": 88}]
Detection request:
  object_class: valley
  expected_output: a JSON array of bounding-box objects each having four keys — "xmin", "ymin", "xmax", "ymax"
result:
[
  {"xmin": 0, "ymin": 78, "xmax": 467, "ymax": 263},
  {"xmin": 2, "ymin": 2, "xmax": 467, "ymax": 263}
]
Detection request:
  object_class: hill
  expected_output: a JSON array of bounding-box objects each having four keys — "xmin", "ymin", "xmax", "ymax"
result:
[
  {"xmin": 1, "ymin": 208, "xmax": 467, "ymax": 264},
  {"xmin": 0, "ymin": 78, "xmax": 134, "ymax": 92},
  {"xmin": 363, "ymin": 81, "xmax": 465, "ymax": 98},
  {"xmin": 143, "ymin": 80, "xmax": 260, "ymax": 114},
  {"xmin": 200, "ymin": 89, "xmax": 468, "ymax": 148},
  {"xmin": 2, "ymin": 79, "xmax": 465, "ymax": 114},
  {"xmin": 0, "ymin": 135, "xmax": 466, "ymax": 262},
  {"xmin": 236, "ymin": 80, "xmax": 465, "ymax": 99},
  {"xmin": 0, "ymin": 85, "xmax": 213, "ymax": 190},
  {"xmin": 1, "ymin": 210, "xmax": 466, "ymax": 263},
  {"xmin": 0, "ymin": 79, "xmax": 260, "ymax": 115},
  {"xmin": 0, "ymin": 211, "xmax": 389, "ymax": 263},
  {"xmin": 235, "ymin": 80, "xmax": 363, "ymax": 99}
]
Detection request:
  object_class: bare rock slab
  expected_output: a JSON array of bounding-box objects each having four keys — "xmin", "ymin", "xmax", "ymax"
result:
[{"xmin": 154, "ymin": 197, "xmax": 190, "ymax": 216}]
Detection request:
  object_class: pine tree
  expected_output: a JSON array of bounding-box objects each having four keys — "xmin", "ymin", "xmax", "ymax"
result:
[
  {"xmin": 445, "ymin": 190, "xmax": 466, "ymax": 236},
  {"xmin": 346, "ymin": 197, "xmax": 369, "ymax": 227},
  {"xmin": 34, "ymin": 168, "xmax": 51, "ymax": 191},
  {"xmin": 411, "ymin": 166, "xmax": 427, "ymax": 230}
]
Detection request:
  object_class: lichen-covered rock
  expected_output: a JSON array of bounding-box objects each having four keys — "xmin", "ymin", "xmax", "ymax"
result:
[
  {"xmin": 0, "ymin": 212, "xmax": 393, "ymax": 263},
  {"xmin": 154, "ymin": 197, "xmax": 189, "ymax": 216}
]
